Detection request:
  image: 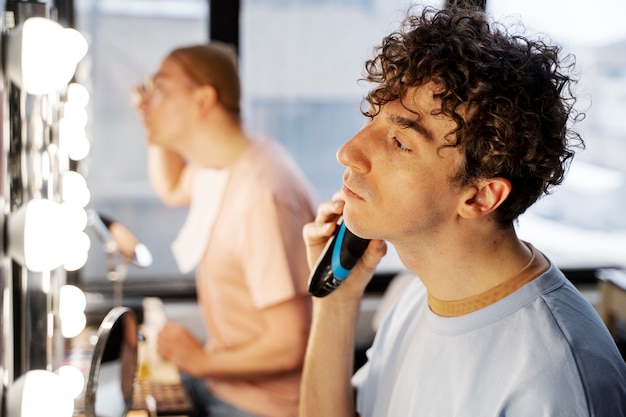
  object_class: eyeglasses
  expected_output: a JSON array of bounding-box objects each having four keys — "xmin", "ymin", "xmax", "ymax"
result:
[
  {"xmin": 132, "ymin": 76, "xmax": 153, "ymax": 108},
  {"xmin": 132, "ymin": 74, "xmax": 201, "ymax": 109}
]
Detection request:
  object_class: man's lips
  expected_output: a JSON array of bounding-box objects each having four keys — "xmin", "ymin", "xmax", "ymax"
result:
[{"xmin": 342, "ymin": 184, "xmax": 364, "ymax": 200}]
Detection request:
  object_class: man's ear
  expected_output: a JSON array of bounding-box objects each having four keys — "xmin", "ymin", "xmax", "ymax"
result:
[
  {"xmin": 195, "ymin": 85, "xmax": 219, "ymax": 114},
  {"xmin": 458, "ymin": 177, "xmax": 512, "ymax": 219}
]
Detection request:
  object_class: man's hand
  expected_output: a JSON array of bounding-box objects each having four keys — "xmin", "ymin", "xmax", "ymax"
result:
[
  {"xmin": 299, "ymin": 197, "xmax": 386, "ymax": 417},
  {"xmin": 303, "ymin": 196, "xmax": 387, "ymax": 300},
  {"xmin": 302, "ymin": 198, "xmax": 345, "ymax": 269}
]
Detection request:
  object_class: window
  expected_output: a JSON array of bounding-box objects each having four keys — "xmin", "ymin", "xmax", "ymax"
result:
[
  {"xmin": 77, "ymin": 0, "xmax": 440, "ymax": 285},
  {"xmin": 74, "ymin": 0, "xmax": 209, "ymax": 284},
  {"xmin": 240, "ymin": 0, "xmax": 442, "ymax": 272},
  {"xmin": 488, "ymin": 0, "xmax": 626, "ymax": 270},
  {"xmin": 76, "ymin": 0, "xmax": 626, "ymax": 287}
]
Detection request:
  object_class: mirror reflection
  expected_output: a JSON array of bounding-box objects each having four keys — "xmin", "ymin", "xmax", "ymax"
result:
[{"xmin": 87, "ymin": 209, "xmax": 153, "ymax": 269}]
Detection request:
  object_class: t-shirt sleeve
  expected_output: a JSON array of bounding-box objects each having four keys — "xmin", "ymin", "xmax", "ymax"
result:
[{"xmin": 241, "ymin": 189, "xmax": 312, "ymax": 309}]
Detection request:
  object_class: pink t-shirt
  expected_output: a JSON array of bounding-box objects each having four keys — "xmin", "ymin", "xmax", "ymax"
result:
[{"xmin": 195, "ymin": 136, "xmax": 316, "ymax": 416}]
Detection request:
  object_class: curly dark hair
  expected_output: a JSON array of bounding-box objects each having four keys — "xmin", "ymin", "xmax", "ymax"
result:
[{"xmin": 362, "ymin": 5, "xmax": 584, "ymax": 226}]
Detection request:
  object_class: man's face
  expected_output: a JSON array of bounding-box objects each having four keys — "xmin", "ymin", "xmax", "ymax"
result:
[
  {"xmin": 137, "ymin": 57, "xmax": 198, "ymax": 149},
  {"xmin": 336, "ymin": 82, "xmax": 466, "ymax": 246}
]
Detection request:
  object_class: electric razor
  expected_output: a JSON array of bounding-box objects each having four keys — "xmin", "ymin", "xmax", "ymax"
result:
[{"xmin": 308, "ymin": 217, "xmax": 370, "ymax": 297}]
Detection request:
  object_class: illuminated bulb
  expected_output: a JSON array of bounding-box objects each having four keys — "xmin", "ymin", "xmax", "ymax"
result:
[
  {"xmin": 67, "ymin": 82, "xmax": 90, "ymax": 107},
  {"xmin": 61, "ymin": 28, "xmax": 89, "ymax": 65},
  {"xmin": 69, "ymin": 137, "xmax": 90, "ymax": 161},
  {"xmin": 56, "ymin": 366, "xmax": 85, "ymax": 400},
  {"xmin": 61, "ymin": 203, "xmax": 88, "ymax": 231},
  {"xmin": 62, "ymin": 101, "xmax": 88, "ymax": 128},
  {"xmin": 7, "ymin": 199, "xmax": 67, "ymax": 272},
  {"xmin": 6, "ymin": 17, "xmax": 88, "ymax": 95},
  {"xmin": 61, "ymin": 311, "xmax": 87, "ymax": 337},
  {"xmin": 63, "ymin": 232, "xmax": 90, "ymax": 272},
  {"xmin": 60, "ymin": 285, "xmax": 87, "ymax": 315},
  {"xmin": 58, "ymin": 119, "xmax": 90, "ymax": 161},
  {"xmin": 62, "ymin": 171, "xmax": 90, "ymax": 208},
  {"xmin": 6, "ymin": 370, "xmax": 74, "ymax": 417},
  {"xmin": 56, "ymin": 204, "xmax": 90, "ymax": 272},
  {"xmin": 7, "ymin": 199, "xmax": 92, "ymax": 272},
  {"xmin": 60, "ymin": 285, "xmax": 87, "ymax": 337}
]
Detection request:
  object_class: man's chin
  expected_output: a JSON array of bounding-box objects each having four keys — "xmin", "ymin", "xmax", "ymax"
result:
[{"xmin": 342, "ymin": 211, "xmax": 369, "ymax": 239}]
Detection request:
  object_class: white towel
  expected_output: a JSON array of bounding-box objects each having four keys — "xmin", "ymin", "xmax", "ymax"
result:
[{"xmin": 171, "ymin": 168, "xmax": 230, "ymax": 274}]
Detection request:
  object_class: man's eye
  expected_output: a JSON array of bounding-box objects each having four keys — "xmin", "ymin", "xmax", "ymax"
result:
[{"xmin": 394, "ymin": 138, "xmax": 411, "ymax": 152}]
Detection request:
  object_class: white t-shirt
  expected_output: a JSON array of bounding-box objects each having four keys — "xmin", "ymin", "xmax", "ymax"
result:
[{"xmin": 353, "ymin": 264, "xmax": 626, "ymax": 417}]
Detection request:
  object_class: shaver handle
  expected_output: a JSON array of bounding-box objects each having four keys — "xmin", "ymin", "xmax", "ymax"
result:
[{"xmin": 308, "ymin": 218, "xmax": 370, "ymax": 297}]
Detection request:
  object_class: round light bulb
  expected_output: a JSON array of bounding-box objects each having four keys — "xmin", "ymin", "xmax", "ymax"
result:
[
  {"xmin": 58, "ymin": 119, "xmax": 90, "ymax": 161},
  {"xmin": 11, "ymin": 17, "xmax": 88, "ymax": 95},
  {"xmin": 61, "ymin": 311, "xmax": 87, "ymax": 338},
  {"xmin": 17, "ymin": 199, "xmax": 66, "ymax": 272},
  {"xmin": 67, "ymin": 82, "xmax": 90, "ymax": 107},
  {"xmin": 62, "ymin": 171, "xmax": 91, "ymax": 208},
  {"xmin": 56, "ymin": 365, "xmax": 85, "ymax": 400},
  {"xmin": 60, "ymin": 285, "xmax": 88, "ymax": 337},
  {"xmin": 60, "ymin": 285, "xmax": 87, "ymax": 315},
  {"xmin": 63, "ymin": 237, "xmax": 90, "ymax": 272},
  {"xmin": 7, "ymin": 370, "xmax": 74, "ymax": 417},
  {"xmin": 62, "ymin": 102, "xmax": 88, "ymax": 128}
]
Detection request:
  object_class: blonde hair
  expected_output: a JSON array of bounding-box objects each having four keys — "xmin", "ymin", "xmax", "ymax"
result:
[{"xmin": 168, "ymin": 42, "xmax": 241, "ymax": 115}]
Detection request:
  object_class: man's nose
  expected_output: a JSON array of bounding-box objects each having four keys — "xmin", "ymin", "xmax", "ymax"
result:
[{"xmin": 336, "ymin": 127, "xmax": 371, "ymax": 173}]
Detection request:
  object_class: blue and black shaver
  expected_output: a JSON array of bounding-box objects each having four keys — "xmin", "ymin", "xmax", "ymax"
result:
[{"xmin": 308, "ymin": 217, "xmax": 371, "ymax": 297}]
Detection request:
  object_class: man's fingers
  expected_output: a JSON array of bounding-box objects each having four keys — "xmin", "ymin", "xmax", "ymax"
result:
[
  {"xmin": 303, "ymin": 197, "xmax": 346, "ymax": 268},
  {"xmin": 312, "ymin": 198, "xmax": 344, "ymax": 224},
  {"xmin": 359, "ymin": 239, "xmax": 387, "ymax": 273}
]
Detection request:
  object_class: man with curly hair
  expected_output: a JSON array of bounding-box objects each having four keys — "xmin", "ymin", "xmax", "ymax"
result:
[{"xmin": 300, "ymin": 5, "xmax": 626, "ymax": 417}]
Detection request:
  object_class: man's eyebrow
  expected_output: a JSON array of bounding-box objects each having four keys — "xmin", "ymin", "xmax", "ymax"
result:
[{"xmin": 388, "ymin": 114, "xmax": 434, "ymax": 142}]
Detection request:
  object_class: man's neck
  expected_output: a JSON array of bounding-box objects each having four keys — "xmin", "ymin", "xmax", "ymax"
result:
[{"xmin": 396, "ymin": 226, "xmax": 532, "ymax": 302}]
